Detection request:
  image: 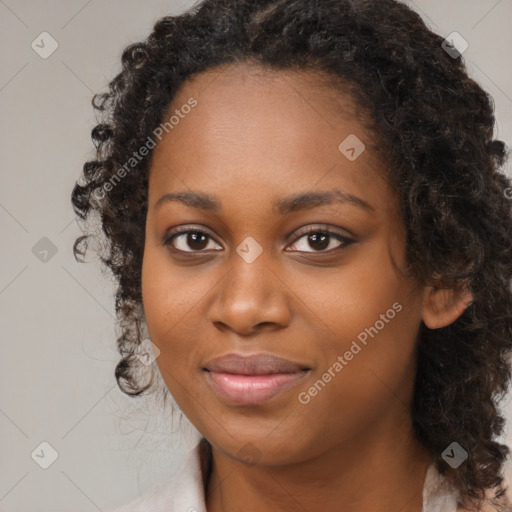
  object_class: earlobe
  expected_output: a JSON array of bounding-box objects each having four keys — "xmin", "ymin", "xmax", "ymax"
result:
[{"xmin": 421, "ymin": 285, "xmax": 473, "ymax": 330}]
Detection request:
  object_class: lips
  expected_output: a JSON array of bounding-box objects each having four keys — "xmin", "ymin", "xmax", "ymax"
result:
[
  {"xmin": 203, "ymin": 353, "xmax": 310, "ymax": 375},
  {"xmin": 202, "ymin": 353, "xmax": 311, "ymax": 406}
]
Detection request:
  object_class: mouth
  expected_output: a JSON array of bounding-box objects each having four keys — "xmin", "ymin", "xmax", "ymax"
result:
[{"xmin": 202, "ymin": 353, "xmax": 311, "ymax": 406}]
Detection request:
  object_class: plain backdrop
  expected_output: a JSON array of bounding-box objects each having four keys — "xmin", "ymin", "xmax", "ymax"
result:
[{"xmin": 1, "ymin": 0, "xmax": 511, "ymax": 510}]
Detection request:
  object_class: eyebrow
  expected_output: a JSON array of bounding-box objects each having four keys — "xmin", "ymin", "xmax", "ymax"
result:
[{"xmin": 153, "ymin": 189, "xmax": 375, "ymax": 214}]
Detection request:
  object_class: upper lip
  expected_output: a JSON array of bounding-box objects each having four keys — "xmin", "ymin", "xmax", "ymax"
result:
[{"xmin": 203, "ymin": 353, "xmax": 311, "ymax": 375}]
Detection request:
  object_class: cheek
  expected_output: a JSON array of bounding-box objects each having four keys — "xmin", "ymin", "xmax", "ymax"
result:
[
  {"xmin": 141, "ymin": 244, "xmax": 211, "ymax": 331},
  {"xmin": 141, "ymin": 246, "xmax": 214, "ymax": 384},
  {"xmin": 141, "ymin": 249, "xmax": 181, "ymax": 353},
  {"xmin": 292, "ymin": 243, "xmax": 419, "ymax": 414},
  {"xmin": 293, "ymin": 285, "xmax": 418, "ymax": 446},
  {"xmin": 291, "ymin": 240, "xmax": 412, "ymax": 347}
]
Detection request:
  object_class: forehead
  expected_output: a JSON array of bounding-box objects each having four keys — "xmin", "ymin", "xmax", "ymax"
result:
[{"xmin": 148, "ymin": 62, "xmax": 395, "ymax": 215}]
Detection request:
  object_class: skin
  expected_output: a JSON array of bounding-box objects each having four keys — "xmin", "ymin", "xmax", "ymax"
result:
[{"xmin": 141, "ymin": 62, "xmax": 472, "ymax": 512}]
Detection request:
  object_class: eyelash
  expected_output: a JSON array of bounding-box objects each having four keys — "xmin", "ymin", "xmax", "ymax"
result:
[{"xmin": 163, "ymin": 225, "xmax": 355, "ymax": 255}]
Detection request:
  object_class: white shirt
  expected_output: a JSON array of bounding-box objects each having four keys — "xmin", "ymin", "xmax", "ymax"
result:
[{"xmin": 109, "ymin": 441, "xmax": 506, "ymax": 512}]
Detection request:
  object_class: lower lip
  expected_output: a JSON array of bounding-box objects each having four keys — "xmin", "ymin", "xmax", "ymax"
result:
[{"xmin": 204, "ymin": 370, "xmax": 309, "ymax": 406}]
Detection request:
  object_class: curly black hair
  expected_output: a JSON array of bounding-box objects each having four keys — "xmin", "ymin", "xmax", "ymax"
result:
[{"xmin": 71, "ymin": 0, "xmax": 512, "ymax": 509}]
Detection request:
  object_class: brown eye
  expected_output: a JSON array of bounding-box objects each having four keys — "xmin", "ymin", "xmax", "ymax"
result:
[
  {"xmin": 287, "ymin": 227, "xmax": 355, "ymax": 253},
  {"xmin": 306, "ymin": 232, "xmax": 330, "ymax": 251},
  {"xmin": 165, "ymin": 230, "xmax": 222, "ymax": 253}
]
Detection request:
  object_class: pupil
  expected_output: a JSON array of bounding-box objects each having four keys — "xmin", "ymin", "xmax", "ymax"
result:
[
  {"xmin": 184, "ymin": 232, "xmax": 332, "ymax": 251},
  {"xmin": 309, "ymin": 233, "xmax": 329, "ymax": 250},
  {"xmin": 188, "ymin": 232, "xmax": 208, "ymax": 250}
]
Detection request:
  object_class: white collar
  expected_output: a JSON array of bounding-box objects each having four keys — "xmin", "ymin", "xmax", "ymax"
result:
[
  {"xmin": 111, "ymin": 441, "xmax": 207, "ymax": 512},
  {"xmin": 422, "ymin": 460, "xmax": 460, "ymax": 511}
]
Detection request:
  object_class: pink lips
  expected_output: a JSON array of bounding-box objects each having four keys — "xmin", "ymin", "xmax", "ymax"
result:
[{"xmin": 203, "ymin": 353, "xmax": 310, "ymax": 406}]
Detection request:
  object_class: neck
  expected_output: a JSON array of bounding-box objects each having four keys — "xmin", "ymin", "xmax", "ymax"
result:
[{"xmin": 204, "ymin": 418, "xmax": 432, "ymax": 512}]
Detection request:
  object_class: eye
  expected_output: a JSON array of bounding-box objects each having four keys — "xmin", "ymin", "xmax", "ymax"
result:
[
  {"xmin": 163, "ymin": 224, "xmax": 355, "ymax": 255},
  {"xmin": 164, "ymin": 228, "xmax": 222, "ymax": 253},
  {"xmin": 286, "ymin": 226, "xmax": 355, "ymax": 253}
]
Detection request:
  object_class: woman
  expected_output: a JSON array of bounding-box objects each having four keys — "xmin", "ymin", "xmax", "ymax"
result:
[{"xmin": 71, "ymin": 0, "xmax": 512, "ymax": 510}]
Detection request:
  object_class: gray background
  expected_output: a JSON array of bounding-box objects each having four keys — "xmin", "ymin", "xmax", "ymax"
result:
[{"xmin": 1, "ymin": 0, "xmax": 511, "ymax": 510}]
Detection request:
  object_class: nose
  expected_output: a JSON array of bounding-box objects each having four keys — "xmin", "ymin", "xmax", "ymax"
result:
[{"xmin": 207, "ymin": 249, "xmax": 291, "ymax": 336}]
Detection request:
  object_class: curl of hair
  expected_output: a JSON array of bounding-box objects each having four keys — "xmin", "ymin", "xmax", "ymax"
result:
[{"xmin": 71, "ymin": 0, "xmax": 512, "ymax": 508}]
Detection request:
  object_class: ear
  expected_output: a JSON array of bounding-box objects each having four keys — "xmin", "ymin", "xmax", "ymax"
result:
[{"xmin": 421, "ymin": 284, "xmax": 473, "ymax": 330}]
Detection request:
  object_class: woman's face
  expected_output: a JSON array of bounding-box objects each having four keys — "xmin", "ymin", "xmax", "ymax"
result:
[{"xmin": 142, "ymin": 63, "xmax": 427, "ymax": 465}]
